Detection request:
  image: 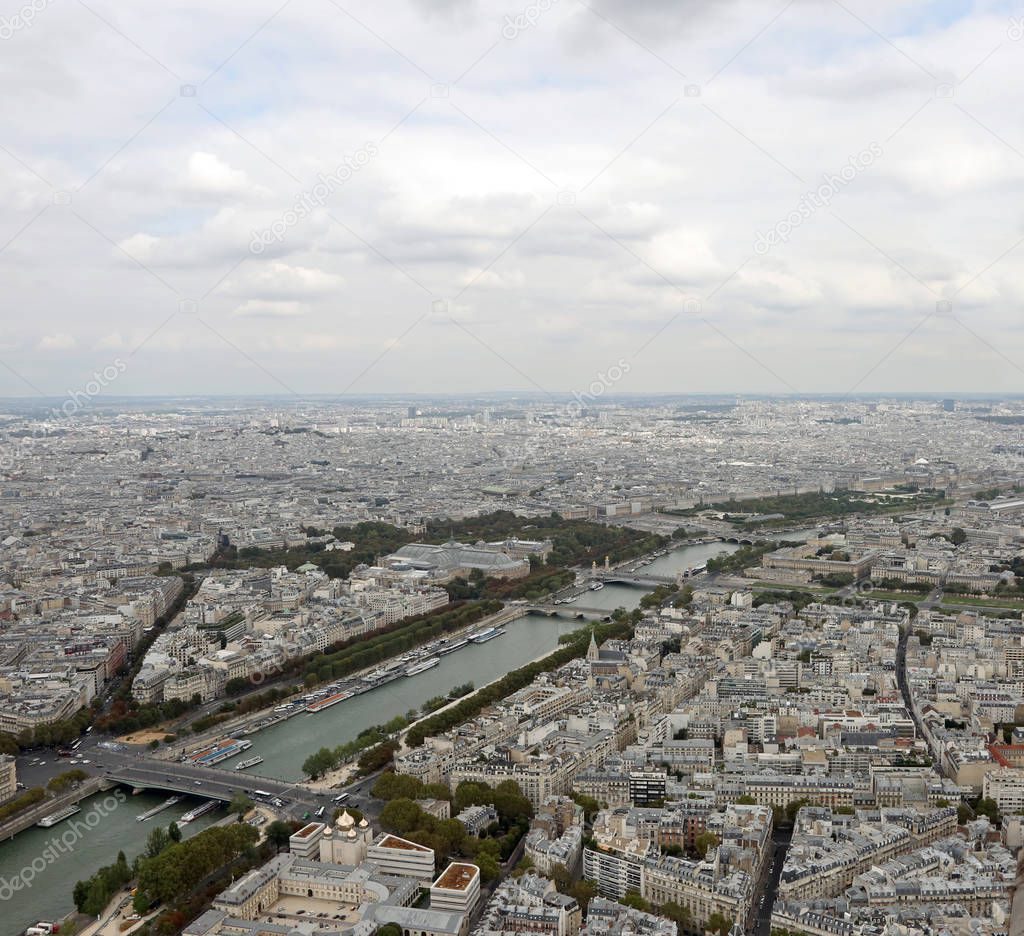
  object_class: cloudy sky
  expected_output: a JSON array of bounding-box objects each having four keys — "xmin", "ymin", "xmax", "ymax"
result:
[{"xmin": 1, "ymin": 0, "xmax": 1023, "ymax": 398}]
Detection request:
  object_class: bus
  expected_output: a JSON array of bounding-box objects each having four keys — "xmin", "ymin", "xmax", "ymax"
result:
[
  {"xmin": 331, "ymin": 793, "xmax": 350, "ymax": 805},
  {"xmin": 252, "ymin": 789, "xmax": 272, "ymax": 800}
]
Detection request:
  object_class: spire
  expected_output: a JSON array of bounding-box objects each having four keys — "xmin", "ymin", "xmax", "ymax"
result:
[{"xmin": 587, "ymin": 629, "xmax": 599, "ymax": 662}]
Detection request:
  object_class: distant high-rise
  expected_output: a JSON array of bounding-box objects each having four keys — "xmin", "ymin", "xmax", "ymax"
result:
[{"xmin": 942, "ymin": 399, "xmax": 956, "ymax": 413}]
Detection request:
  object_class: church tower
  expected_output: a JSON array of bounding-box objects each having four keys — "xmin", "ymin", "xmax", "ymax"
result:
[{"xmin": 319, "ymin": 810, "xmax": 373, "ymax": 865}]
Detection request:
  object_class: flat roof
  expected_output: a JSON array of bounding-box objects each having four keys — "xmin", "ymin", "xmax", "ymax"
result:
[
  {"xmin": 433, "ymin": 862, "xmax": 479, "ymax": 891},
  {"xmin": 377, "ymin": 834, "xmax": 432, "ymax": 852},
  {"xmin": 292, "ymin": 822, "xmax": 322, "ymax": 838}
]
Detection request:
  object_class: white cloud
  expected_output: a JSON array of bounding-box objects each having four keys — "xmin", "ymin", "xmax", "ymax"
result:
[
  {"xmin": 185, "ymin": 152, "xmax": 253, "ymax": 196},
  {"xmin": 232, "ymin": 299, "xmax": 306, "ymax": 318},
  {"xmin": 95, "ymin": 332, "xmax": 129, "ymax": 350},
  {"xmin": 37, "ymin": 333, "xmax": 76, "ymax": 350},
  {"xmin": 0, "ymin": 0, "xmax": 1020, "ymax": 394},
  {"xmin": 225, "ymin": 262, "xmax": 345, "ymax": 300}
]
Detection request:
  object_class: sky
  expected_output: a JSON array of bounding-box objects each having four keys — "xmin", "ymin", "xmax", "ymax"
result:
[{"xmin": 1, "ymin": 0, "xmax": 1023, "ymax": 399}]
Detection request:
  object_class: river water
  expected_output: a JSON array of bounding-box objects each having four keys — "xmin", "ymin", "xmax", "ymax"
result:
[
  {"xmin": 4, "ymin": 537, "xmax": 805, "ymax": 929},
  {"xmin": 245, "ymin": 610, "xmax": 589, "ymax": 781},
  {"xmin": 239, "ymin": 539, "xmax": 756, "ymax": 782},
  {"xmin": 3, "ymin": 791, "xmax": 222, "ymax": 931}
]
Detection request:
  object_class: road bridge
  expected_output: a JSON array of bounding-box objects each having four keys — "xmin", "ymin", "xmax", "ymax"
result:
[
  {"xmin": 525, "ymin": 604, "xmax": 615, "ymax": 618},
  {"xmin": 93, "ymin": 749, "xmax": 327, "ymax": 818},
  {"xmin": 593, "ymin": 571, "xmax": 678, "ymax": 587}
]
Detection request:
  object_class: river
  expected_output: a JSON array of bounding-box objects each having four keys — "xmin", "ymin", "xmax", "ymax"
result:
[
  {"xmin": 219, "ymin": 542, "xmax": 754, "ymax": 781},
  {"xmin": 3, "ymin": 537, "xmax": 807, "ymax": 929},
  {"xmin": 243, "ymin": 610, "xmax": 590, "ymax": 781},
  {"xmin": 3, "ymin": 790, "xmax": 222, "ymax": 931}
]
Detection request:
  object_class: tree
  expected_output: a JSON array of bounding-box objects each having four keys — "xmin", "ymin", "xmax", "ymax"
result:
[
  {"xmin": 569, "ymin": 879, "xmax": 597, "ymax": 906},
  {"xmin": 47, "ymin": 768, "xmax": 88, "ymax": 793},
  {"xmin": 492, "ymin": 780, "xmax": 534, "ymax": 825},
  {"xmin": 380, "ymin": 798, "xmax": 426, "ymax": 835},
  {"xmin": 570, "ymin": 791, "xmax": 601, "ymax": 822},
  {"xmin": 950, "ymin": 527, "xmax": 967, "ymax": 546},
  {"xmin": 513, "ymin": 855, "xmax": 535, "ymax": 877},
  {"xmin": 782, "ymin": 794, "xmax": 806, "ymax": 823},
  {"xmin": 83, "ymin": 876, "xmax": 110, "ymax": 916},
  {"xmin": 736, "ymin": 795, "xmax": 755, "ymax": 805},
  {"xmin": 373, "ymin": 771, "xmax": 437, "ymax": 802},
  {"xmin": 957, "ymin": 803, "xmax": 973, "ymax": 824},
  {"xmin": 694, "ymin": 831, "xmax": 719, "ymax": 857},
  {"xmin": 168, "ymin": 821, "xmax": 182, "ymax": 842},
  {"xmin": 135, "ymin": 824, "xmax": 258, "ymax": 911},
  {"xmin": 673, "ymin": 586, "xmax": 694, "ymax": 609},
  {"xmin": 550, "ymin": 862, "xmax": 573, "ymax": 893},
  {"xmin": 266, "ymin": 819, "xmax": 294, "ymax": 854},
  {"xmin": 975, "ymin": 797, "xmax": 1001, "ymax": 824},
  {"xmin": 476, "ymin": 852, "xmax": 501, "ymax": 882},
  {"xmin": 706, "ymin": 912, "xmax": 732, "ymax": 936},
  {"xmin": 661, "ymin": 901, "xmax": 692, "ymax": 936},
  {"xmin": 145, "ymin": 825, "xmax": 171, "ymax": 858},
  {"xmin": 378, "ymin": 926, "xmax": 403, "ymax": 936},
  {"xmin": 620, "ymin": 891, "xmax": 651, "ymax": 912},
  {"xmin": 229, "ymin": 790, "xmax": 254, "ymax": 819},
  {"xmin": 303, "ymin": 746, "xmax": 338, "ymax": 780}
]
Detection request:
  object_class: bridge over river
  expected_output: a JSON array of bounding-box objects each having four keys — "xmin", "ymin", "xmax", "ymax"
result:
[
  {"xmin": 94, "ymin": 748, "xmax": 327, "ymax": 818},
  {"xmin": 593, "ymin": 571, "xmax": 680, "ymax": 587},
  {"xmin": 525, "ymin": 603, "xmax": 616, "ymax": 618}
]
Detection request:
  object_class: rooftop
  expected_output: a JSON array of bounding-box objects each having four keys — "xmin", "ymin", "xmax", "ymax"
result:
[
  {"xmin": 377, "ymin": 834, "xmax": 432, "ymax": 852},
  {"xmin": 433, "ymin": 862, "xmax": 479, "ymax": 892}
]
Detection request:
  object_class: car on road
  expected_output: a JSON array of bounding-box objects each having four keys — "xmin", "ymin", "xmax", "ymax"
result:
[{"xmin": 194, "ymin": 780, "xmax": 203, "ymax": 786}]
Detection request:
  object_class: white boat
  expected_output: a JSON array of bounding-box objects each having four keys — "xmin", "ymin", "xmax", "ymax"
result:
[
  {"xmin": 438, "ymin": 637, "xmax": 468, "ymax": 654},
  {"xmin": 406, "ymin": 656, "xmax": 441, "ymax": 677},
  {"xmin": 37, "ymin": 805, "xmax": 80, "ymax": 828},
  {"xmin": 235, "ymin": 755, "xmax": 264, "ymax": 770},
  {"xmin": 470, "ymin": 627, "xmax": 504, "ymax": 643},
  {"xmin": 589, "ymin": 581, "xmax": 605, "ymax": 591},
  {"xmin": 136, "ymin": 795, "xmax": 182, "ymax": 822},
  {"xmin": 306, "ymin": 690, "xmax": 353, "ymax": 713},
  {"xmin": 180, "ymin": 800, "xmax": 218, "ymax": 824}
]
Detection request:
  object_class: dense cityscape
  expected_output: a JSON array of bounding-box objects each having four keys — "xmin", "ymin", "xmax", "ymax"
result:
[
  {"xmin": 2, "ymin": 396, "xmax": 1024, "ymax": 936},
  {"xmin": 4, "ymin": 0, "xmax": 1023, "ymax": 932}
]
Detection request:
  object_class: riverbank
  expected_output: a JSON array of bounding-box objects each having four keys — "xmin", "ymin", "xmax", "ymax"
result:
[
  {"xmin": 3, "ymin": 538, "xmax": 721, "ymax": 929},
  {"xmin": 0, "ymin": 777, "xmax": 110, "ymax": 842},
  {"xmin": 156, "ymin": 604, "xmax": 530, "ymax": 764},
  {"xmin": 305, "ymin": 633, "xmax": 584, "ymax": 792}
]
